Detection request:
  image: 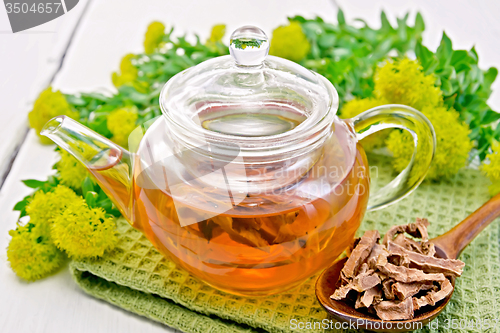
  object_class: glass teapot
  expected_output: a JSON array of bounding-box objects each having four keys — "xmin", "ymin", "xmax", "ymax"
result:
[{"xmin": 42, "ymin": 26, "xmax": 435, "ymax": 295}]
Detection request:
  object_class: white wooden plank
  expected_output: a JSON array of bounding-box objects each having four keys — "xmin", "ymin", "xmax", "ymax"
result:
[{"xmin": 0, "ymin": 0, "xmax": 90, "ymax": 183}]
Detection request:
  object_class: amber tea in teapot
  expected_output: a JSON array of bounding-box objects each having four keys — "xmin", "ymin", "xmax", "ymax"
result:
[{"xmin": 97, "ymin": 115, "xmax": 369, "ymax": 295}]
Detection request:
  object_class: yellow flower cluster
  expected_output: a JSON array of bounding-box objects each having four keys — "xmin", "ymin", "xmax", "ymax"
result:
[
  {"xmin": 7, "ymin": 185, "xmax": 117, "ymax": 281},
  {"xmin": 52, "ymin": 200, "xmax": 117, "ymax": 259},
  {"xmin": 55, "ymin": 141, "xmax": 97, "ymax": 189},
  {"xmin": 374, "ymin": 58, "xmax": 442, "ymax": 110},
  {"xmin": 373, "ymin": 58, "xmax": 473, "ymax": 180},
  {"xmin": 56, "ymin": 150, "xmax": 90, "ymax": 189},
  {"xmin": 269, "ymin": 21, "xmax": 310, "ymax": 63},
  {"xmin": 8, "ymin": 185, "xmax": 77, "ymax": 281},
  {"xmin": 143, "ymin": 21, "xmax": 165, "ymax": 54},
  {"xmin": 28, "ymin": 87, "xmax": 79, "ymax": 144},
  {"xmin": 111, "ymin": 54, "xmax": 138, "ymax": 88},
  {"xmin": 387, "ymin": 105, "xmax": 473, "ymax": 180},
  {"xmin": 209, "ymin": 24, "xmax": 226, "ymax": 43},
  {"xmin": 7, "ymin": 222, "xmax": 64, "ymax": 281},
  {"xmin": 481, "ymin": 142, "xmax": 500, "ymax": 196},
  {"xmin": 106, "ymin": 106, "xmax": 138, "ymax": 148},
  {"xmin": 206, "ymin": 24, "xmax": 226, "ymax": 52},
  {"xmin": 339, "ymin": 97, "xmax": 388, "ymax": 151},
  {"xmin": 26, "ymin": 185, "xmax": 79, "ymax": 224}
]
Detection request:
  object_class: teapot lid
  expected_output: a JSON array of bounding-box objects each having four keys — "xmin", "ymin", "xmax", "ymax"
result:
[{"xmin": 159, "ymin": 26, "xmax": 338, "ymax": 138}]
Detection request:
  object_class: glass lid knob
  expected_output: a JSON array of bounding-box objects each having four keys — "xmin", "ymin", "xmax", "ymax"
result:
[{"xmin": 229, "ymin": 26, "xmax": 269, "ymax": 67}]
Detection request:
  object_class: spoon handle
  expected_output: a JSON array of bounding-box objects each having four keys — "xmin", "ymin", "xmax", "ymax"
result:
[{"xmin": 431, "ymin": 193, "xmax": 500, "ymax": 259}]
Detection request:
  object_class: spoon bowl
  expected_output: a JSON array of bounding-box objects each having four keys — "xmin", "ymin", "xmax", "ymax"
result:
[
  {"xmin": 316, "ymin": 255, "xmax": 453, "ymax": 332},
  {"xmin": 315, "ymin": 194, "xmax": 500, "ymax": 332}
]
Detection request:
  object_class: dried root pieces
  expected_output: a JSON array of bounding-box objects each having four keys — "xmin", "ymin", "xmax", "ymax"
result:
[{"xmin": 330, "ymin": 219, "xmax": 465, "ymax": 321}]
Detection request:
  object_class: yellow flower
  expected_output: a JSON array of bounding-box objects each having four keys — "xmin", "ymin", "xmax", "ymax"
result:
[
  {"xmin": 269, "ymin": 21, "xmax": 310, "ymax": 63},
  {"xmin": 481, "ymin": 142, "xmax": 500, "ymax": 195},
  {"xmin": 387, "ymin": 105, "xmax": 473, "ymax": 180},
  {"xmin": 51, "ymin": 200, "xmax": 117, "ymax": 259},
  {"xmin": 26, "ymin": 185, "xmax": 80, "ymax": 225},
  {"xmin": 55, "ymin": 141, "xmax": 97, "ymax": 189},
  {"xmin": 374, "ymin": 58, "xmax": 442, "ymax": 110},
  {"xmin": 111, "ymin": 54, "xmax": 138, "ymax": 88},
  {"xmin": 143, "ymin": 21, "xmax": 165, "ymax": 54},
  {"xmin": 209, "ymin": 24, "xmax": 226, "ymax": 43},
  {"xmin": 340, "ymin": 97, "xmax": 388, "ymax": 151},
  {"xmin": 56, "ymin": 151, "xmax": 90, "ymax": 189},
  {"xmin": 28, "ymin": 87, "xmax": 79, "ymax": 144},
  {"xmin": 107, "ymin": 106, "xmax": 138, "ymax": 147},
  {"xmin": 7, "ymin": 222, "xmax": 64, "ymax": 281}
]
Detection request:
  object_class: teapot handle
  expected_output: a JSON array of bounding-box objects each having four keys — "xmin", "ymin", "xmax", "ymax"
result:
[{"xmin": 349, "ymin": 104, "xmax": 436, "ymax": 211}]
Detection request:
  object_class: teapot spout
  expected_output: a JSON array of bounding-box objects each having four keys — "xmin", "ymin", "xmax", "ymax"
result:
[{"xmin": 41, "ymin": 116, "xmax": 134, "ymax": 220}]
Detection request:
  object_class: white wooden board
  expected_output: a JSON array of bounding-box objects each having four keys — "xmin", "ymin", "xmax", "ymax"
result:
[{"xmin": 0, "ymin": 0, "xmax": 89, "ymax": 183}]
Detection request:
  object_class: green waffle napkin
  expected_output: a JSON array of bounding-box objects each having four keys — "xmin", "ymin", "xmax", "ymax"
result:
[{"xmin": 70, "ymin": 156, "xmax": 500, "ymax": 333}]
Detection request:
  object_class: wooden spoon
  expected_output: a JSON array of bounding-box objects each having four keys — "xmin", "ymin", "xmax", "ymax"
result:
[{"xmin": 316, "ymin": 194, "xmax": 500, "ymax": 332}]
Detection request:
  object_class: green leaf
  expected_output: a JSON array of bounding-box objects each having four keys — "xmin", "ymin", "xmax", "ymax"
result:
[
  {"xmin": 81, "ymin": 92, "xmax": 109, "ymax": 102},
  {"xmin": 380, "ymin": 11, "xmax": 392, "ymax": 31},
  {"xmin": 435, "ymin": 65, "xmax": 454, "ymax": 78},
  {"xmin": 396, "ymin": 17, "xmax": 408, "ymax": 41},
  {"xmin": 337, "ymin": 9, "xmax": 346, "ymax": 25},
  {"xmin": 484, "ymin": 67, "xmax": 498, "ymax": 88},
  {"xmin": 288, "ymin": 15, "xmax": 306, "ymax": 23},
  {"xmin": 13, "ymin": 199, "xmax": 28, "ymax": 211},
  {"xmin": 414, "ymin": 12, "xmax": 425, "ymax": 33},
  {"xmin": 85, "ymin": 191, "xmax": 98, "ymax": 208},
  {"xmin": 150, "ymin": 54, "xmax": 167, "ymax": 63},
  {"xmin": 450, "ymin": 50, "xmax": 471, "ymax": 67},
  {"xmin": 436, "ymin": 32, "xmax": 453, "ymax": 62},
  {"xmin": 318, "ymin": 34, "xmax": 336, "ymax": 49},
  {"xmin": 22, "ymin": 179, "xmax": 45, "ymax": 189},
  {"xmin": 82, "ymin": 177, "xmax": 94, "ymax": 195},
  {"xmin": 96, "ymin": 196, "xmax": 121, "ymax": 217},
  {"xmin": 13, "ymin": 194, "xmax": 32, "ymax": 217},
  {"xmin": 415, "ymin": 42, "xmax": 438, "ymax": 73},
  {"xmin": 64, "ymin": 94, "xmax": 86, "ymax": 106},
  {"xmin": 481, "ymin": 110, "xmax": 500, "ymax": 124},
  {"xmin": 371, "ymin": 39, "xmax": 393, "ymax": 60},
  {"xmin": 118, "ymin": 86, "xmax": 151, "ymax": 105},
  {"xmin": 469, "ymin": 47, "xmax": 479, "ymax": 62},
  {"xmin": 440, "ymin": 79, "xmax": 453, "ymax": 96}
]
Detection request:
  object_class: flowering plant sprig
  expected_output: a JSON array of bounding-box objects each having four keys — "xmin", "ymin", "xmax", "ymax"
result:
[
  {"xmin": 415, "ymin": 34, "xmax": 499, "ymax": 161},
  {"xmin": 7, "ymin": 221, "xmax": 64, "ymax": 281},
  {"xmin": 51, "ymin": 199, "xmax": 117, "ymax": 259},
  {"xmin": 269, "ymin": 21, "xmax": 310, "ymax": 62},
  {"xmin": 28, "ymin": 87, "xmax": 79, "ymax": 144},
  {"xmin": 8, "ymin": 184, "xmax": 119, "ymax": 281},
  {"xmin": 144, "ymin": 21, "xmax": 165, "ymax": 54}
]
